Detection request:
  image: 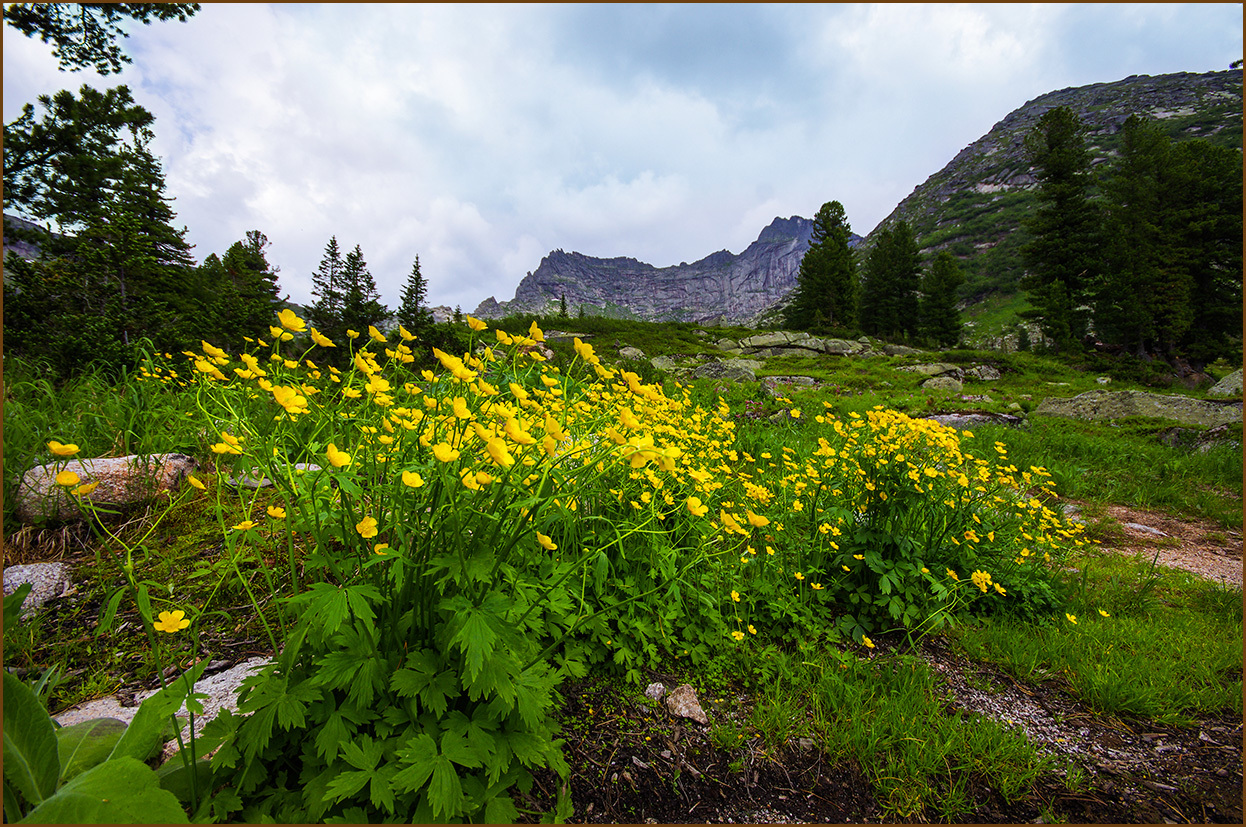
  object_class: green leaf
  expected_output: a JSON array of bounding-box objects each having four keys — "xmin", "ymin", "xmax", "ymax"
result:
[
  {"xmin": 484, "ymin": 792, "xmax": 519, "ymax": 824},
  {"xmin": 154, "ymin": 756, "xmax": 213, "ymax": 806},
  {"xmin": 56, "ymin": 718, "xmax": 127, "ymax": 783},
  {"xmin": 439, "ymin": 730, "xmax": 483, "ymax": 769},
  {"xmin": 19, "ymin": 756, "xmax": 189, "ymax": 823},
  {"xmin": 342, "ymin": 584, "xmax": 381, "ymax": 636},
  {"xmin": 428, "ymin": 757, "xmax": 464, "ymax": 819},
  {"xmin": 95, "ymin": 585, "xmax": 125, "ymax": 635},
  {"xmin": 111, "ymin": 661, "xmax": 207, "ymax": 764},
  {"xmin": 314, "ymin": 711, "xmax": 351, "ymax": 764},
  {"xmin": 391, "ymin": 733, "xmax": 437, "ymax": 795},
  {"xmin": 4, "ymin": 583, "xmax": 32, "ymax": 627},
  {"xmin": 448, "ymin": 605, "xmax": 500, "ymax": 683},
  {"xmin": 3, "ymin": 671, "xmax": 60, "ymax": 811}
]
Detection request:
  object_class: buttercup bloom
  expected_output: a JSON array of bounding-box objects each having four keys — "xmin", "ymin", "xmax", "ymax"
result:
[
  {"xmin": 266, "ymin": 505, "xmax": 286, "ymax": 519},
  {"xmin": 1066, "ymin": 613, "xmax": 1078, "ymax": 625},
  {"xmin": 154, "ymin": 610, "xmax": 190, "ymax": 633},
  {"xmin": 356, "ymin": 516, "xmax": 379, "ymax": 539},
  {"xmin": 402, "ymin": 470, "xmax": 425, "ymax": 488},
  {"xmin": 55, "ymin": 470, "xmax": 80, "ymax": 487},
  {"xmin": 232, "ymin": 520, "xmax": 257, "ymax": 531},
  {"xmin": 277, "ymin": 308, "xmax": 306, "ymax": 332},
  {"xmin": 536, "ymin": 532, "xmax": 557, "ymax": 551},
  {"xmin": 48, "ymin": 440, "xmax": 79, "ymax": 456},
  {"xmin": 326, "ymin": 443, "xmax": 352, "ymax": 468}
]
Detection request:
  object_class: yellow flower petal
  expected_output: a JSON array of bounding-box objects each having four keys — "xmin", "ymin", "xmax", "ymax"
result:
[
  {"xmin": 55, "ymin": 470, "xmax": 80, "ymax": 487},
  {"xmin": 48, "ymin": 440, "xmax": 79, "ymax": 457}
]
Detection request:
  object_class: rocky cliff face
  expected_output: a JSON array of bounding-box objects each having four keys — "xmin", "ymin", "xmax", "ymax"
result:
[{"xmin": 474, "ymin": 216, "xmax": 860, "ymax": 325}]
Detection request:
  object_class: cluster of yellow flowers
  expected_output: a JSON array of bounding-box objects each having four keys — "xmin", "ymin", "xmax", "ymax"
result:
[{"xmin": 158, "ymin": 308, "xmax": 1094, "ymax": 649}]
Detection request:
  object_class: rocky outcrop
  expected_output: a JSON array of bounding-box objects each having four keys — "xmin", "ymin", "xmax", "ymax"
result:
[
  {"xmin": 1034, "ymin": 390, "xmax": 1242, "ymax": 427},
  {"xmin": 1208, "ymin": 368, "xmax": 1242, "ymax": 397},
  {"xmin": 475, "ymin": 217, "xmax": 862, "ymax": 325},
  {"xmin": 16, "ymin": 453, "xmax": 198, "ymax": 523}
]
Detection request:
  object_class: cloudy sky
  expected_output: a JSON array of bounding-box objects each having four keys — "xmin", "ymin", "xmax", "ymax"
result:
[{"xmin": 4, "ymin": 4, "xmax": 1241, "ymax": 312}]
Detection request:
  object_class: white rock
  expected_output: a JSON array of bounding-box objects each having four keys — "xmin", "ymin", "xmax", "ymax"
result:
[
  {"xmin": 3, "ymin": 562, "xmax": 72, "ymax": 618},
  {"xmin": 17, "ymin": 454, "xmax": 197, "ymax": 523}
]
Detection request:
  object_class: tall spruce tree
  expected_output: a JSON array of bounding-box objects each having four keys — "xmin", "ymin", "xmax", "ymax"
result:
[
  {"xmin": 308, "ymin": 236, "xmax": 345, "ymax": 342},
  {"xmin": 858, "ymin": 219, "xmax": 921, "ymax": 340},
  {"xmin": 3, "ymin": 85, "xmax": 196, "ymax": 375},
  {"xmin": 919, "ymin": 252, "xmax": 965, "ymax": 347},
  {"xmin": 1163, "ymin": 139, "xmax": 1242, "ymax": 362},
  {"xmin": 1094, "ymin": 115, "xmax": 1182, "ymax": 356},
  {"xmin": 338, "ymin": 244, "xmax": 389, "ymax": 336},
  {"xmin": 396, "ymin": 254, "xmax": 433, "ymax": 340},
  {"xmin": 783, "ymin": 200, "xmax": 857, "ymax": 332},
  {"xmin": 196, "ymin": 230, "xmax": 283, "ymax": 347},
  {"xmin": 1019, "ymin": 106, "xmax": 1101, "ymax": 354}
]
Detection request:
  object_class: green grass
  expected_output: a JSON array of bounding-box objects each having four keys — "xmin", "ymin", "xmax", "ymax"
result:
[
  {"xmin": 968, "ymin": 418, "xmax": 1242, "ymax": 529},
  {"xmin": 948, "ymin": 551, "xmax": 1243, "ymax": 726},
  {"xmin": 741, "ymin": 646, "xmax": 1058, "ymax": 821}
]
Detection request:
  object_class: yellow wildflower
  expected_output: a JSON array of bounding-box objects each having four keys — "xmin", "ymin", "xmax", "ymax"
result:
[
  {"xmin": 862, "ymin": 636, "xmax": 875, "ymax": 649},
  {"xmin": 1098, "ymin": 609, "xmax": 1110, "ymax": 618},
  {"xmin": 746, "ymin": 510, "xmax": 770, "ymax": 528},
  {"xmin": 1066, "ymin": 613, "xmax": 1078, "ymax": 625},
  {"xmin": 153, "ymin": 610, "xmax": 190, "ymax": 633},
  {"xmin": 356, "ymin": 516, "xmax": 379, "ymax": 539},
  {"xmin": 325, "ymin": 443, "xmax": 352, "ymax": 468},
  {"xmin": 277, "ymin": 308, "xmax": 306, "ymax": 332},
  {"xmin": 731, "ymin": 630, "xmax": 745, "ymax": 641},
  {"xmin": 266, "ymin": 505, "xmax": 286, "ymax": 519},
  {"xmin": 731, "ymin": 590, "xmax": 741, "ymax": 602},
  {"xmin": 402, "ymin": 470, "xmax": 425, "ymax": 488},
  {"xmin": 686, "ymin": 496, "xmax": 709, "ymax": 517},
  {"xmin": 232, "ymin": 520, "xmax": 256, "ymax": 531},
  {"xmin": 48, "ymin": 440, "xmax": 79, "ymax": 456},
  {"xmin": 73, "ymin": 481, "xmax": 99, "ymax": 496},
  {"xmin": 536, "ymin": 532, "xmax": 557, "ymax": 551},
  {"xmin": 433, "ymin": 443, "xmax": 460, "ymax": 463},
  {"xmin": 55, "ymin": 470, "xmax": 81, "ymax": 487},
  {"xmin": 374, "ymin": 543, "xmax": 390, "ymax": 555}
]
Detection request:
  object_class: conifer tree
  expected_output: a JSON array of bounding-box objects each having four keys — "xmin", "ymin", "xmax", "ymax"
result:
[
  {"xmin": 308, "ymin": 236, "xmax": 345, "ymax": 341},
  {"xmin": 858, "ymin": 219, "xmax": 921, "ymax": 340},
  {"xmin": 396, "ymin": 254, "xmax": 433, "ymax": 340},
  {"xmin": 338, "ymin": 244, "xmax": 389, "ymax": 336},
  {"xmin": 2, "ymin": 85, "xmax": 196, "ymax": 374},
  {"xmin": 919, "ymin": 252, "xmax": 965, "ymax": 347},
  {"xmin": 783, "ymin": 201, "xmax": 857, "ymax": 332},
  {"xmin": 1019, "ymin": 106, "xmax": 1101, "ymax": 354}
]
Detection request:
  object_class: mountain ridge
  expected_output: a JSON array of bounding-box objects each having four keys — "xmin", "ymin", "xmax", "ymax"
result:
[{"xmin": 473, "ymin": 216, "xmax": 862, "ymax": 325}]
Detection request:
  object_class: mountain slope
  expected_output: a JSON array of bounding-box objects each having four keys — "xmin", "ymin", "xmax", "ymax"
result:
[{"xmin": 861, "ymin": 69, "xmax": 1242, "ymax": 302}]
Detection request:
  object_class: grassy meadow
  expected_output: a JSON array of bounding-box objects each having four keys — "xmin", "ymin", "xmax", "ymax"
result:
[{"xmin": 2, "ymin": 312, "xmax": 1241, "ymax": 823}]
